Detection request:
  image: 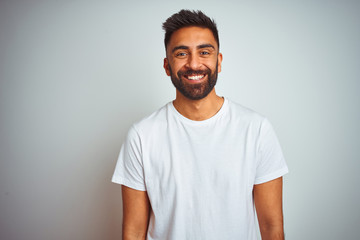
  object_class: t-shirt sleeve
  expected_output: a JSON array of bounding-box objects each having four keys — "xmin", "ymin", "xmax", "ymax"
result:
[
  {"xmin": 111, "ymin": 125, "xmax": 146, "ymax": 191},
  {"xmin": 254, "ymin": 118, "xmax": 289, "ymax": 185}
]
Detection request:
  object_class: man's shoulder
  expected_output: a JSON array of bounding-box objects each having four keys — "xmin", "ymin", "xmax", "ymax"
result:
[
  {"xmin": 226, "ymin": 98, "xmax": 265, "ymax": 123},
  {"xmin": 131, "ymin": 102, "xmax": 171, "ymax": 134}
]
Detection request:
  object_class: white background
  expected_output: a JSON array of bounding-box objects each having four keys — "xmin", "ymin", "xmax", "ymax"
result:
[{"xmin": 1, "ymin": 0, "xmax": 359, "ymax": 239}]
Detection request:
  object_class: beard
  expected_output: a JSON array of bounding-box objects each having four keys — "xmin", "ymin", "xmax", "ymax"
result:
[{"xmin": 169, "ymin": 62, "xmax": 218, "ymax": 100}]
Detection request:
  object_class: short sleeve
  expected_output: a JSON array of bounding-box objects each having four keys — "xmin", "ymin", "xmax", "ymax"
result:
[
  {"xmin": 111, "ymin": 126, "xmax": 146, "ymax": 191},
  {"xmin": 254, "ymin": 118, "xmax": 289, "ymax": 185}
]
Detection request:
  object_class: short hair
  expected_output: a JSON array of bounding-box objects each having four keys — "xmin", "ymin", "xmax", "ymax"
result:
[{"xmin": 162, "ymin": 9, "xmax": 219, "ymax": 50}]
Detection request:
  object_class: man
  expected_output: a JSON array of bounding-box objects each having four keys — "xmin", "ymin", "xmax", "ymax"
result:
[{"xmin": 112, "ymin": 10, "xmax": 288, "ymax": 240}]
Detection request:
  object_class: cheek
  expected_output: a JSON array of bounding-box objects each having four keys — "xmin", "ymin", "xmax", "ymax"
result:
[
  {"xmin": 204, "ymin": 58, "xmax": 218, "ymax": 69},
  {"xmin": 173, "ymin": 63, "xmax": 187, "ymax": 74},
  {"xmin": 207, "ymin": 63, "xmax": 218, "ymax": 72}
]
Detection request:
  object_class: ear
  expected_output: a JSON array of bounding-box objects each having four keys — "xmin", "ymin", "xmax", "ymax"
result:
[
  {"xmin": 217, "ymin": 53, "xmax": 223, "ymax": 73},
  {"xmin": 163, "ymin": 58, "xmax": 171, "ymax": 76}
]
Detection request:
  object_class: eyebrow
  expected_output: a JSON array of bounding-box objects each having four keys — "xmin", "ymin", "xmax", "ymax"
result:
[
  {"xmin": 197, "ymin": 44, "xmax": 215, "ymax": 50},
  {"xmin": 172, "ymin": 45, "xmax": 189, "ymax": 53},
  {"xmin": 171, "ymin": 44, "xmax": 215, "ymax": 53}
]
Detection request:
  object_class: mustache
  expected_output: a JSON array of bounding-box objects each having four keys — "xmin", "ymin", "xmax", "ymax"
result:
[{"xmin": 178, "ymin": 69, "xmax": 210, "ymax": 76}]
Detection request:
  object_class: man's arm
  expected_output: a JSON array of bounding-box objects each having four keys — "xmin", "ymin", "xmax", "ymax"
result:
[
  {"xmin": 253, "ymin": 177, "xmax": 285, "ymax": 240},
  {"xmin": 121, "ymin": 185, "xmax": 150, "ymax": 240}
]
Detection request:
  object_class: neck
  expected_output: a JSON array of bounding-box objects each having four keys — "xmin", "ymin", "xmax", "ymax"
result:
[{"xmin": 173, "ymin": 89, "xmax": 224, "ymax": 121}]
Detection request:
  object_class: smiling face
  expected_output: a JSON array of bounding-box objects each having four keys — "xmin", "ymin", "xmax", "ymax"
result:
[{"xmin": 164, "ymin": 26, "xmax": 223, "ymax": 100}]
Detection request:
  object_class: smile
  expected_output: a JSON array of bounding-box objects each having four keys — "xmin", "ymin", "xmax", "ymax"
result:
[{"xmin": 184, "ymin": 74, "xmax": 205, "ymax": 80}]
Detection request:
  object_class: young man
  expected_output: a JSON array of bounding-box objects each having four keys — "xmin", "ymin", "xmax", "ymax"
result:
[{"xmin": 112, "ymin": 10, "xmax": 288, "ymax": 240}]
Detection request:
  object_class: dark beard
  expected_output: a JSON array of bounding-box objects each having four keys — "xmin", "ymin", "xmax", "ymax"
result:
[{"xmin": 169, "ymin": 63, "xmax": 218, "ymax": 100}]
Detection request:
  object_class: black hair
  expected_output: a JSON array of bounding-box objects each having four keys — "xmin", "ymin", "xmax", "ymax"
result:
[{"xmin": 162, "ymin": 9, "xmax": 219, "ymax": 50}]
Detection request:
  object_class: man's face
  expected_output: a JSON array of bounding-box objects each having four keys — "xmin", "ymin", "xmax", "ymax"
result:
[{"xmin": 164, "ymin": 26, "xmax": 223, "ymax": 100}]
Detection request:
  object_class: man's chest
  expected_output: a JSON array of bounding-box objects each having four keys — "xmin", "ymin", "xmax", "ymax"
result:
[{"xmin": 142, "ymin": 124, "xmax": 259, "ymax": 195}]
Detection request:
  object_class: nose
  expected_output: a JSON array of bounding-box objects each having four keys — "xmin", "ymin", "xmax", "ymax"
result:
[{"xmin": 187, "ymin": 54, "xmax": 201, "ymax": 69}]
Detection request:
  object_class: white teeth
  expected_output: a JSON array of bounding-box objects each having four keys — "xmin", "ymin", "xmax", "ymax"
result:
[{"xmin": 187, "ymin": 75, "xmax": 204, "ymax": 80}]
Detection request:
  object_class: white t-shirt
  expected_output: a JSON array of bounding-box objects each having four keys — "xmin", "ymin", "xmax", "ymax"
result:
[{"xmin": 112, "ymin": 98, "xmax": 288, "ymax": 240}]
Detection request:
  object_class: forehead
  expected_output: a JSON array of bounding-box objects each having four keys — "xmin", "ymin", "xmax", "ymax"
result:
[{"xmin": 167, "ymin": 26, "xmax": 218, "ymax": 50}]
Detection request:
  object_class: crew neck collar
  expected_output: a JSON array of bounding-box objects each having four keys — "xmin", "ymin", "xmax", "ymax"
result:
[{"xmin": 169, "ymin": 97, "xmax": 228, "ymax": 125}]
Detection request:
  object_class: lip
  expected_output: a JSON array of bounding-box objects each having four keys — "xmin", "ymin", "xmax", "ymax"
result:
[{"xmin": 182, "ymin": 74, "xmax": 207, "ymax": 83}]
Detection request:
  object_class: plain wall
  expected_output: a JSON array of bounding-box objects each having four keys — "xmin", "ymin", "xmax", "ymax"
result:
[{"xmin": 1, "ymin": 0, "xmax": 359, "ymax": 239}]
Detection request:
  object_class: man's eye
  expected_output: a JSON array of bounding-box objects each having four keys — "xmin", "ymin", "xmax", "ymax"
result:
[
  {"xmin": 176, "ymin": 52, "xmax": 187, "ymax": 57},
  {"xmin": 200, "ymin": 51, "xmax": 210, "ymax": 55}
]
